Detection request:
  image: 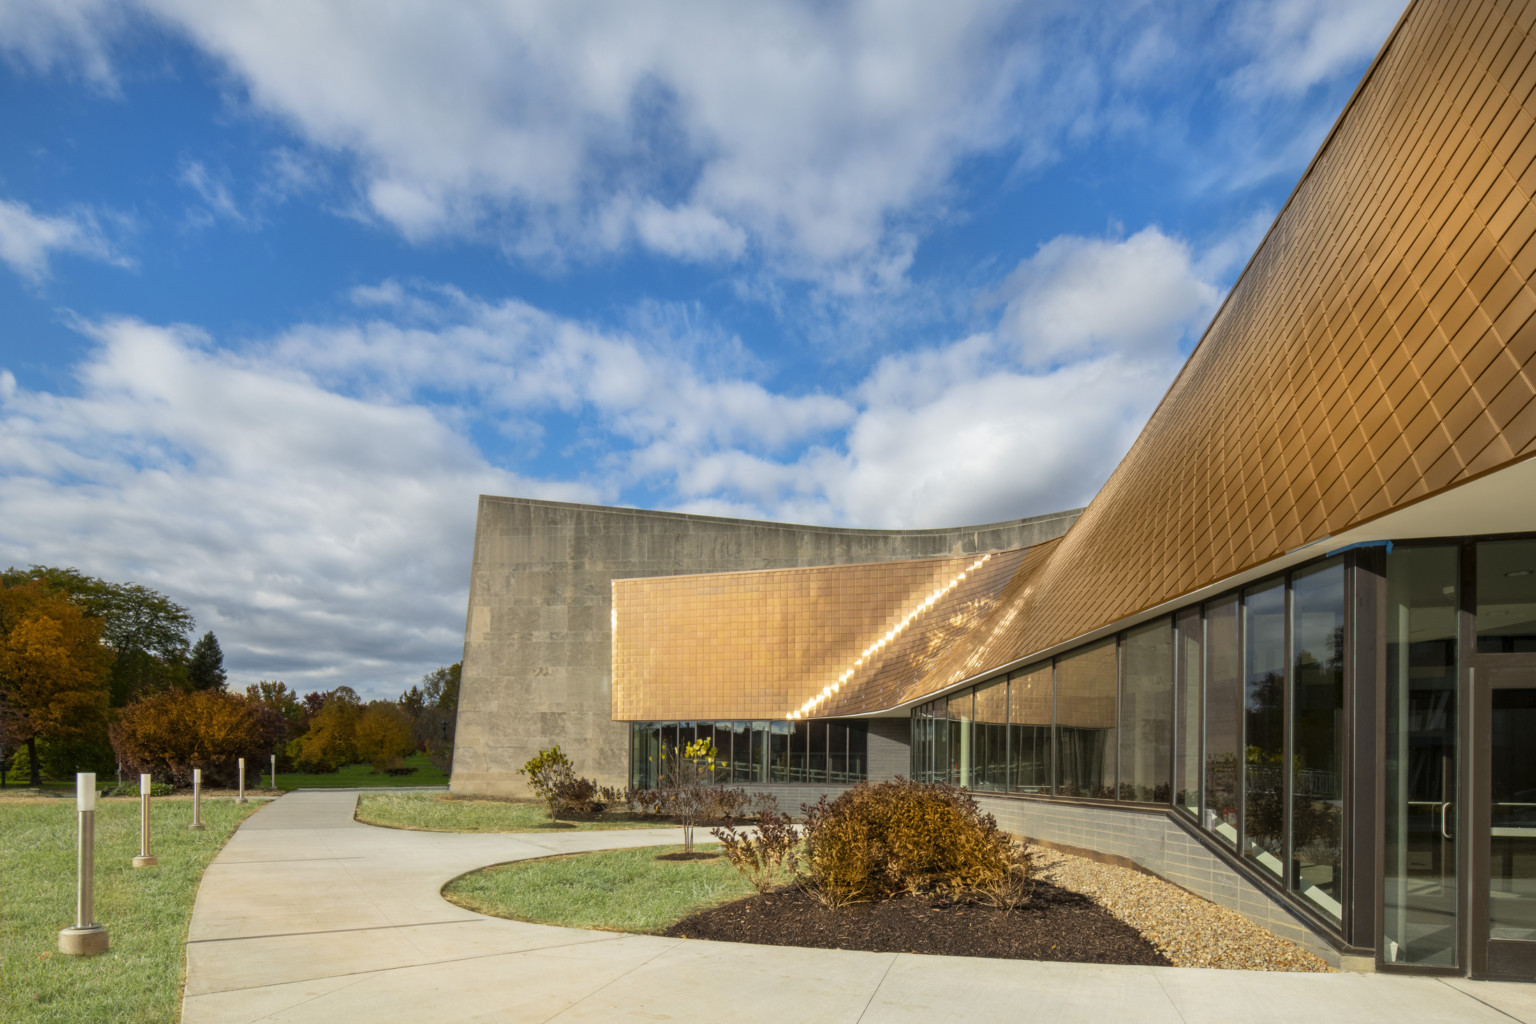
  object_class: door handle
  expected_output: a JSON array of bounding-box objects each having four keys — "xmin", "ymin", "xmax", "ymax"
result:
[{"xmin": 1440, "ymin": 801, "xmax": 1453, "ymax": 841}]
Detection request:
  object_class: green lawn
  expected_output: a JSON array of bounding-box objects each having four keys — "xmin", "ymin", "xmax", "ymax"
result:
[
  {"xmin": 443, "ymin": 844, "xmax": 753, "ymax": 932},
  {"xmin": 355, "ymin": 792, "xmax": 678, "ymax": 832},
  {"xmin": 273, "ymin": 752, "xmax": 449, "ymax": 790},
  {"xmin": 0, "ymin": 796, "xmax": 260, "ymax": 1024}
]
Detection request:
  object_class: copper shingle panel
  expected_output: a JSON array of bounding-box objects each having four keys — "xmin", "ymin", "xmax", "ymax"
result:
[
  {"xmin": 612, "ymin": 548, "xmax": 1029, "ymax": 721},
  {"xmin": 614, "ymin": 0, "xmax": 1536, "ymax": 722}
]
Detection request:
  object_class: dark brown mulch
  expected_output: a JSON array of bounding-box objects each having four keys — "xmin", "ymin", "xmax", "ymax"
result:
[
  {"xmin": 660, "ymin": 880, "xmax": 1170, "ymax": 966},
  {"xmin": 654, "ymin": 852, "xmax": 722, "ymax": 862}
]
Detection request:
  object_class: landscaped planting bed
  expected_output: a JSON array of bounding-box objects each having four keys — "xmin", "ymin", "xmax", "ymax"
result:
[{"xmin": 357, "ymin": 792, "xmax": 682, "ymax": 832}]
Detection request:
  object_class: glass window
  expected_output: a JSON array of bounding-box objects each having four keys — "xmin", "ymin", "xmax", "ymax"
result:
[
  {"xmin": 1291, "ymin": 560, "xmax": 1345, "ymax": 923},
  {"xmin": 1008, "ymin": 663, "xmax": 1052, "ymax": 793},
  {"xmin": 932, "ymin": 700, "xmax": 950, "ymax": 786},
  {"xmin": 731, "ymin": 722, "xmax": 753, "ymax": 783},
  {"xmin": 1120, "ymin": 618, "xmax": 1173, "ymax": 803},
  {"xmin": 827, "ymin": 721, "xmax": 848, "ymax": 783},
  {"xmin": 1489, "ymin": 690, "xmax": 1536, "ymax": 941},
  {"xmin": 1055, "ymin": 639, "xmax": 1117, "ymax": 798},
  {"xmin": 1244, "ymin": 581, "xmax": 1286, "ymax": 878},
  {"xmin": 630, "ymin": 722, "xmax": 661, "ymax": 789},
  {"xmin": 848, "ymin": 721, "xmax": 868, "ymax": 781},
  {"xmin": 806, "ymin": 721, "xmax": 828, "ymax": 784},
  {"xmin": 1384, "ymin": 545, "xmax": 1459, "ymax": 966},
  {"xmin": 790, "ymin": 720, "xmax": 809, "ymax": 782},
  {"xmin": 973, "ymin": 679, "xmax": 1008, "ymax": 791},
  {"xmin": 1205, "ymin": 596, "xmax": 1241, "ymax": 846},
  {"xmin": 1175, "ymin": 608, "xmax": 1202, "ymax": 817},
  {"xmin": 948, "ymin": 691, "xmax": 972, "ymax": 788},
  {"xmin": 769, "ymin": 721, "xmax": 791, "ymax": 782},
  {"xmin": 751, "ymin": 722, "xmax": 770, "ymax": 783},
  {"xmin": 911, "ymin": 704, "xmax": 933, "ymax": 783},
  {"xmin": 1477, "ymin": 538, "xmax": 1536, "ymax": 653},
  {"xmin": 709, "ymin": 722, "xmax": 734, "ymax": 783}
]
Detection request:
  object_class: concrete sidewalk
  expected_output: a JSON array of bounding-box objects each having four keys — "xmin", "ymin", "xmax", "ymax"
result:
[{"xmin": 182, "ymin": 791, "xmax": 1536, "ymax": 1024}]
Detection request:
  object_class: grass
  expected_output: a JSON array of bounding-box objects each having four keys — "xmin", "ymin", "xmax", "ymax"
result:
[
  {"xmin": 273, "ymin": 752, "xmax": 449, "ymax": 790},
  {"xmin": 443, "ymin": 844, "xmax": 753, "ymax": 933},
  {"xmin": 0, "ymin": 795, "xmax": 260, "ymax": 1024},
  {"xmin": 355, "ymin": 792, "xmax": 678, "ymax": 832}
]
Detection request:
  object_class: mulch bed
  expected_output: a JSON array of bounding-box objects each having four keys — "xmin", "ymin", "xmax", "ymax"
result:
[{"xmin": 660, "ymin": 880, "xmax": 1170, "ymax": 966}]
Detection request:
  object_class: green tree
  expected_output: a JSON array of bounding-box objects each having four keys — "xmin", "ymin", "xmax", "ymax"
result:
[
  {"xmin": 0, "ymin": 581, "xmax": 113, "ymax": 785},
  {"xmin": 1, "ymin": 566, "xmax": 194, "ymax": 704},
  {"xmin": 187, "ymin": 631, "xmax": 228, "ymax": 691}
]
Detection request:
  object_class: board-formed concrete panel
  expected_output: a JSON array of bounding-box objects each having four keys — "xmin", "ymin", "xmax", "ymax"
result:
[{"xmin": 452, "ymin": 497, "xmax": 1082, "ymax": 796}]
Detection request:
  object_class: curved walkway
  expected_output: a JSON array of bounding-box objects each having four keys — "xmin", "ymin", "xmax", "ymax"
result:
[{"xmin": 183, "ymin": 792, "xmax": 1536, "ymax": 1024}]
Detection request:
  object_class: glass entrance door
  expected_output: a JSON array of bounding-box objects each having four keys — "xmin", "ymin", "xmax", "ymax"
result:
[{"xmin": 1474, "ymin": 669, "xmax": 1536, "ymax": 978}]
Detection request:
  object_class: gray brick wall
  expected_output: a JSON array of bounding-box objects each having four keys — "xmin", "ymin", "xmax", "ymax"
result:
[{"xmin": 974, "ymin": 796, "xmax": 1343, "ymax": 967}]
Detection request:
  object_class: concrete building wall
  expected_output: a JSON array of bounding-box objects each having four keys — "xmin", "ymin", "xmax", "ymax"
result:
[{"xmin": 452, "ymin": 497, "xmax": 1081, "ymax": 796}]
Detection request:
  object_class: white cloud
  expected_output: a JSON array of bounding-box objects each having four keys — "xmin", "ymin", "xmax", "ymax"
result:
[
  {"xmin": 0, "ymin": 213, "xmax": 1242, "ymax": 693},
  {"xmin": 993, "ymin": 227, "xmax": 1219, "ymax": 369},
  {"xmin": 1227, "ymin": 0, "xmax": 1405, "ymax": 98},
  {"xmin": 0, "ymin": 316, "xmax": 595, "ymax": 698},
  {"xmin": 0, "ymin": 0, "xmax": 124, "ymax": 92},
  {"xmin": 0, "ymin": 197, "xmax": 128, "ymax": 282}
]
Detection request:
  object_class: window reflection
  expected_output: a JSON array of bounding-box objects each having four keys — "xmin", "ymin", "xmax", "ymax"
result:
[
  {"xmin": 1055, "ymin": 639, "xmax": 1117, "ymax": 798},
  {"xmin": 1175, "ymin": 608, "xmax": 1202, "ymax": 818},
  {"xmin": 1009, "ymin": 663, "xmax": 1053, "ymax": 793},
  {"xmin": 1244, "ymin": 582, "xmax": 1286, "ymax": 878},
  {"xmin": 973, "ymin": 680, "xmax": 1008, "ymax": 791},
  {"xmin": 1384, "ymin": 545, "xmax": 1458, "ymax": 966},
  {"xmin": 1291, "ymin": 560, "xmax": 1344, "ymax": 923},
  {"xmin": 1477, "ymin": 539, "xmax": 1536, "ymax": 653},
  {"xmin": 632, "ymin": 719, "xmax": 868, "ymax": 788},
  {"xmin": 1120, "ymin": 618, "xmax": 1173, "ymax": 803},
  {"xmin": 1205, "ymin": 596, "xmax": 1241, "ymax": 846}
]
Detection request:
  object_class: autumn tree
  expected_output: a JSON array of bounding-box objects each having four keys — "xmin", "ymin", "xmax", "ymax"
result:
[
  {"xmin": 1, "ymin": 566, "xmax": 194, "ymax": 704},
  {"xmin": 399, "ymin": 662, "xmax": 460, "ymax": 770},
  {"xmin": 353, "ymin": 702, "xmax": 415, "ymax": 773},
  {"xmin": 111, "ymin": 689, "xmax": 282, "ymax": 788},
  {"xmin": 0, "ymin": 581, "xmax": 113, "ymax": 785}
]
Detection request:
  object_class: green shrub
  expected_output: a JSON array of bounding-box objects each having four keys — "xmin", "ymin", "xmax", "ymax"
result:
[
  {"xmin": 800, "ymin": 778, "xmax": 1026, "ymax": 908},
  {"xmin": 711, "ymin": 810, "xmax": 800, "ymax": 893},
  {"xmin": 517, "ymin": 745, "xmax": 603, "ymax": 821}
]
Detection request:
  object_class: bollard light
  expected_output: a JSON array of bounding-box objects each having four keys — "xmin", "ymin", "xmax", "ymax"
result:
[
  {"xmin": 237, "ymin": 757, "xmax": 247, "ymax": 804},
  {"xmin": 188, "ymin": 767, "xmax": 205, "ymax": 832},
  {"xmin": 270, "ymin": 753, "xmax": 277, "ymax": 791},
  {"xmin": 59, "ymin": 773, "xmax": 109, "ymax": 954},
  {"xmin": 132, "ymin": 773, "xmax": 158, "ymax": 868}
]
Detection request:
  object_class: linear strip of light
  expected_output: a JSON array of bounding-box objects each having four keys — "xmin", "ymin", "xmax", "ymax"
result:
[{"xmin": 787, "ymin": 553, "xmax": 992, "ymax": 720}]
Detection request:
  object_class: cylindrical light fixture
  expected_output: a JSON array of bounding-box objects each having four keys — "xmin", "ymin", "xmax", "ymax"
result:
[
  {"xmin": 270, "ymin": 753, "xmax": 277, "ymax": 791},
  {"xmin": 59, "ymin": 773, "xmax": 109, "ymax": 954},
  {"xmin": 188, "ymin": 767, "xmax": 205, "ymax": 832},
  {"xmin": 237, "ymin": 757, "xmax": 247, "ymax": 804},
  {"xmin": 132, "ymin": 773, "xmax": 158, "ymax": 868}
]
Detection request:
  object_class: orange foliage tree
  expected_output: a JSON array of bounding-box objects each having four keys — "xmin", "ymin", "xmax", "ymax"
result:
[
  {"xmin": 110, "ymin": 689, "xmax": 283, "ymax": 788},
  {"xmin": 0, "ymin": 581, "xmax": 113, "ymax": 785}
]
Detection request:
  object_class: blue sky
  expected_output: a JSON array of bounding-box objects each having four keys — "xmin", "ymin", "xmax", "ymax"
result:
[{"xmin": 0, "ymin": 0, "xmax": 1407, "ymax": 699}]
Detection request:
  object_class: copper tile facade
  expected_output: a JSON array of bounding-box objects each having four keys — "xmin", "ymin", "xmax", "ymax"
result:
[
  {"xmin": 612, "ymin": 549, "xmax": 1028, "ymax": 721},
  {"xmin": 614, "ymin": 0, "xmax": 1536, "ymax": 722}
]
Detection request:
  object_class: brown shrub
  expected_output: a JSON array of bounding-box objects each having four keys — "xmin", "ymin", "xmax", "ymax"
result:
[
  {"xmin": 801, "ymin": 778, "xmax": 1024, "ymax": 908},
  {"xmin": 110, "ymin": 689, "xmax": 282, "ymax": 788}
]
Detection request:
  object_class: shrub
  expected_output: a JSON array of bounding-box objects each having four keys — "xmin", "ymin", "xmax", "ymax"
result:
[
  {"xmin": 518, "ymin": 746, "xmax": 603, "ymax": 820},
  {"xmin": 110, "ymin": 689, "xmax": 281, "ymax": 788},
  {"xmin": 800, "ymin": 778, "xmax": 1025, "ymax": 909},
  {"xmin": 712, "ymin": 810, "xmax": 800, "ymax": 893}
]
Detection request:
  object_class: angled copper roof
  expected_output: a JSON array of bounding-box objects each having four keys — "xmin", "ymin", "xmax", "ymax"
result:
[
  {"xmin": 614, "ymin": 0, "xmax": 1536, "ymax": 721},
  {"xmin": 611, "ymin": 548, "xmax": 1028, "ymax": 721}
]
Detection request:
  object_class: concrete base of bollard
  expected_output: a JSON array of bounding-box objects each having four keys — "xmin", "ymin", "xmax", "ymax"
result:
[
  {"xmin": 132, "ymin": 855, "xmax": 158, "ymax": 868},
  {"xmin": 187, "ymin": 822, "xmax": 206, "ymax": 831},
  {"xmin": 59, "ymin": 925, "xmax": 109, "ymax": 955}
]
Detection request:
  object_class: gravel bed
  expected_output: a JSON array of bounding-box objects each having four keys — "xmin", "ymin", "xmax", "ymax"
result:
[{"xmin": 1030, "ymin": 846, "xmax": 1331, "ymax": 972}]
